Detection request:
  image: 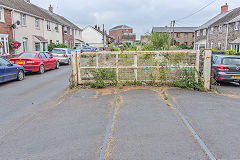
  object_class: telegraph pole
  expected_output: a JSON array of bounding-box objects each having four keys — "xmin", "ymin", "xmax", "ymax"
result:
[
  {"xmin": 172, "ymin": 20, "xmax": 175, "ymax": 46},
  {"xmin": 103, "ymin": 24, "xmax": 105, "ymax": 50},
  {"xmin": 169, "ymin": 21, "xmax": 172, "ymax": 47}
]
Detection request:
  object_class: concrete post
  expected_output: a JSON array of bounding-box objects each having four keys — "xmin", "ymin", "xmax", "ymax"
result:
[{"xmin": 203, "ymin": 50, "xmax": 212, "ymax": 90}]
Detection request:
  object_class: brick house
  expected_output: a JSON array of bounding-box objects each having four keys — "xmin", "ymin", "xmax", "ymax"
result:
[
  {"xmin": 109, "ymin": 25, "xmax": 136, "ymax": 44},
  {"xmin": 0, "ymin": 6, "xmax": 13, "ymax": 55},
  {"xmin": 194, "ymin": 3, "xmax": 240, "ymax": 53},
  {"xmin": 152, "ymin": 27, "xmax": 196, "ymax": 47}
]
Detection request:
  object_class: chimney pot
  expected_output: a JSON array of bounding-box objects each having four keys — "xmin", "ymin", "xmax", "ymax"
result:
[
  {"xmin": 98, "ymin": 26, "xmax": 100, "ymax": 31},
  {"xmin": 221, "ymin": 3, "xmax": 228, "ymax": 14},
  {"xmin": 95, "ymin": 25, "xmax": 97, "ymax": 29},
  {"xmin": 49, "ymin": 4, "xmax": 53, "ymax": 13}
]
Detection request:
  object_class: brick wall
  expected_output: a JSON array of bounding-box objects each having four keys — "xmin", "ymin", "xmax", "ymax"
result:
[
  {"xmin": 62, "ymin": 26, "xmax": 74, "ymax": 49},
  {"xmin": 109, "ymin": 28, "xmax": 135, "ymax": 44},
  {"xmin": 0, "ymin": 8, "xmax": 14, "ymax": 55}
]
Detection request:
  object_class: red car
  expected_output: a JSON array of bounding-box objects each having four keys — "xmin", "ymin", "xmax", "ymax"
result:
[{"xmin": 10, "ymin": 51, "xmax": 60, "ymax": 74}]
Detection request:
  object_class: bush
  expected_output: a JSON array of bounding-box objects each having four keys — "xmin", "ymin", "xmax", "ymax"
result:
[
  {"xmin": 200, "ymin": 48, "xmax": 224, "ymax": 54},
  {"xmin": 108, "ymin": 43, "xmax": 120, "ymax": 51},
  {"xmin": 142, "ymin": 33, "xmax": 170, "ymax": 51},
  {"xmin": 169, "ymin": 45, "xmax": 181, "ymax": 50},
  {"xmin": 90, "ymin": 69, "xmax": 117, "ymax": 88},
  {"xmin": 226, "ymin": 50, "xmax": 236, "ymax": 55},
  {"xmin": 48, "ymin": 43, "xmax": 68, "ymax": 52}
]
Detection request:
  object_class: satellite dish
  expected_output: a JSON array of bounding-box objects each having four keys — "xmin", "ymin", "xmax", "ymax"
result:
[
  {"xmin": 64, "ymin": 30, "xmax": 67, "ymax": 33},
  {"xmin": 11, "ymin": 24, "xmax": 16, "ymax": 29},
  {"xmin": 16, "ymin": 20, "xmax": 21, "ymax": 25},
  {"xmin": 55, "ymin": 27, "xmax": 58, "ymax": 30}
]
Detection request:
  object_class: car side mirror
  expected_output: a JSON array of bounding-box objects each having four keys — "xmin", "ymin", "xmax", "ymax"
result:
[{"xmin": 8, "ymin": 63, "xmax": 13, "ymax": 67}]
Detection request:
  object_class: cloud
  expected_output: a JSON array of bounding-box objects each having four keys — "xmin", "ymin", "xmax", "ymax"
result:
[{"xmin": 31, "ymin": 0, "xmax": 240, "ymax": 39}]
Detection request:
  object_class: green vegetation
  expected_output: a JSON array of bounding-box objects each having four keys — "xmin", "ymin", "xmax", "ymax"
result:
[
  {"xmin": 90, "ymin": 69, "xmax": 117, "ymax": 88},
  {"xmin": 108, "ymin": 43, "xmax": 120, "ymax": 51},
  {"xmin": 226, "ymin": 50, "xmax": 236, "ymax": 55},
  {"xmin": 141, "ymin": 33, "xmax": 170, "ymax": 51},
  {"xmin": 48, "ymin": 43, "xmax": 68, "ymax": 52}
]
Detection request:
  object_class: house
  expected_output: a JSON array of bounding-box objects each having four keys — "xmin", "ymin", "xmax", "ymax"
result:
[
  {"xmin": 194, "ymin": 3, "xmax": 240, "ymax": 53},
  {"xmin": 152, "ymin": 27, "xmax": 196, "ymax": 47},
  {"xmin": 82, "ymin": 25, "xmax": 107, "ymax": 48},
  {"xmin": 0, "ymin": 5, "xmax": 13, "ymax": 55},
  {"xmin": 0, "ymin": 0, "xmax": 83, "ymax": 56},
  {"xmin": 140, "ymin": 35, "xmax": 150, "ymax": 44},
  {"xmin": 109, "ymin": 25, "xmax": 136, "ymax": 44}
]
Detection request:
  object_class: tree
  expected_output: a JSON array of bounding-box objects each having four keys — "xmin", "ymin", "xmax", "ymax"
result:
[{"xmin": 142, "ymin": 33, "xmax": 170, "ymax": 51}]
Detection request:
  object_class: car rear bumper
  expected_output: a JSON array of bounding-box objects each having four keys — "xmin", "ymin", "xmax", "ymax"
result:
[
  {"xmin": 22, "ymin": 65, "xmax": 40, "ymax": 72},
  {"xmin": 216, "ymin": 73, "xmax": 240, "ymax": 82},
  {"xmin": 53, "ymin": 57, "xmax": 69, "ymax": 64}
]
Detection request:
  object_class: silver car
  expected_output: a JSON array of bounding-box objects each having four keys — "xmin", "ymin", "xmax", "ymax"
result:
[
  {"xmin": 212, "ymin": 55, "xmax": 240, "ymax": 84},
  {"xmin": 51, "ymin": 48, "xmax": 72, "ymax": 65}
]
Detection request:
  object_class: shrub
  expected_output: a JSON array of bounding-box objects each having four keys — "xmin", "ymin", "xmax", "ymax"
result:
[
  {"xmin": 48, "ymin": 43, "xmax": 68, "ymax": 52},
  {"xmin": 90, "ymin": 69, "xmax": 117, "ymax": 88},
  {"xmin": 226, "ymin": 50, "xmax": 236, "ymax": 55}
]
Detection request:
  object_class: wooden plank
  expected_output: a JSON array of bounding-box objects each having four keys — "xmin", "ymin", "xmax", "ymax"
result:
[
  {"xmin": 157, "ymin": 53, "xmax": 160, "ymax": 81},
  {"xmin": 77, "ymin": 53, "xmax": 82, "ymax": 85},
  {"xmin": 71, "ymin": 52, "xmax": 78, "ymax": 86},
  {"xmin": 116, "ymin": 54, "xmax": 119, "ymax": 82},
  {"xmin": 80, "ymin": 66, "xmax": 196, "ymax": 69},
  {"xmin": 134, "ymin": 54, "xmax": 138, "ymax": 81}
]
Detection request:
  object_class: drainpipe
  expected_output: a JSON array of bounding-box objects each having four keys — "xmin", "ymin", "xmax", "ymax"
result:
[
  {"xmin": 225, "ymin": 24, "xmax": 229, "ymax": 51},
  {"xmin": 11, "ymin": 9, "xmax": 15, "ymax": 56},
  {"xmin": 206, "ymin": 28, "xmax": 209, "ymax": 48},
  {"xmin": 194, "ymin": 31, "xmax": 196, "ymax": 50}
]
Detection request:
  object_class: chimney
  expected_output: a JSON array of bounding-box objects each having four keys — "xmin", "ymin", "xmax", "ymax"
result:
[
  {"xmin": 221, "ymin": 3, "xmax": 228, "ymax": 14},
  {"xmin": 49, "ymin": 4, "xmax": 53, "ymax": 13},
  {"xmin": 98, "ymin": 26, "xmax": 100, "ymax": 31},
  {"xmin": 25, "ymin": 0, "xmax": 30, "ymax": 3},
  {"xmin": 95, "ymin": 25, "xmax": 97, "ymax": 29}
]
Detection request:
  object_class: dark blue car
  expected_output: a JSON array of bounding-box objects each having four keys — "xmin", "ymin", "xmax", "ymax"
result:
[{"xmin": 0, "ymin": 56, "xmax": 25, "ymax": 83}]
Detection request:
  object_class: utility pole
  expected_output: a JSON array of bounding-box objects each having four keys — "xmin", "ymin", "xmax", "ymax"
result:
[
  {"xmin": 169, "ymin": 21, "xmax": 172, "ymax": 47},
  {"xmin": 172, "ymin": 20, "xmax": 175, "ymax": 46},
  {"xmin": 103, "ymin": 24, "xmax": 105, "ymax": 50}
]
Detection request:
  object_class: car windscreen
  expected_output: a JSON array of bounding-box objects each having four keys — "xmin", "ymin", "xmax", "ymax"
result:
[
  {"xmin": 222, "ymin": 58, "xmax": 240, "ymax": 65},
  {"xmin": 18, "ymin": 52, "xmax": 37, "ymax": 58},
  {"xmin": 52, "ymin": 49, "xmax": 66, "ymax": 54}
]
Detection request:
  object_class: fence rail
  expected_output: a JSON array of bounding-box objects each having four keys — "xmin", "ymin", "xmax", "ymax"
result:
[{"xmin": 71, "ymin": 50, "xmax": 212, "ymax": 90}]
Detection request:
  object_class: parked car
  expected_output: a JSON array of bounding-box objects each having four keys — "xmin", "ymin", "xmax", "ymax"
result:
[
  {"xmin": 74, "ymin": 46, "xmax": 99, "ymax": 52},
  {"xmin": 10, "ymin": 51, "xmax": 59, "ymax": 74},
  {"xmin": 0, "ymin": 56, "xmax": 25, "ymax": 83},
  {"xmin": 212, "ymin": 55, "xmax": 240, "ymax": 84},
  {"xmin": 51, "ymin": 48, "xmax": 72, "ymax": 65}
]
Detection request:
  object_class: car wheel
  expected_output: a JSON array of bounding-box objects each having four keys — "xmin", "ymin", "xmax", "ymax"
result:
[
  {"xmin": 38, "ymin": 65, "xmax": 45, "ymax": 74},
  {"xmin": 55, "ymin": 61, "xmax": 60, "ymax": 69},
  {"xmin": 17, "ymin": 70, "xmax": 24, "ymax": 81}
]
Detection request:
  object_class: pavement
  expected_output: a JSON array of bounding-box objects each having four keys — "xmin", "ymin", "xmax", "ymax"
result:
[{"xmin": 0, "ymin": 66, "xmax": 240, "ymax": 160}]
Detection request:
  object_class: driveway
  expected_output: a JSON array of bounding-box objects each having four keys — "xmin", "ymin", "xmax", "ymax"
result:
[{"xmin": 1, "ymin": 69, "xmax": 240, "ymax": 159}]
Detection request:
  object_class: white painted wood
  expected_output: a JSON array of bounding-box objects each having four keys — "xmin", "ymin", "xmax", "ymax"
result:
[{"xmin": 134, "ymin": 54, "xmax": 138, "ymax": 81}]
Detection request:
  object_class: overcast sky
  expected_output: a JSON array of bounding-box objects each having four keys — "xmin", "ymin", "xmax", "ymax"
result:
[{"xmin": 32, "ymin": 0, "xmax": 240, "ymax": 39}]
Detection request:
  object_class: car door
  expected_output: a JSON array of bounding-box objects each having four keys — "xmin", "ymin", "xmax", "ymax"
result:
[
  {"xmin": 0, "ymin": 59, "xmax": 5, "ymax": 82},
  {"xmin": 39, "ymin": 52, "xmax": 50, "ymax": 70},
  {"xmin": 0, "ymin": 57, "xmax": 17, "ymax": 81},
  {"xmin": 44, "ymin": 52, "xmax": 55, "ymax": 69}
]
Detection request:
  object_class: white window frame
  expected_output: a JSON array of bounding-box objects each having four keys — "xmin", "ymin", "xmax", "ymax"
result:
[
  {"xmin": 197, "ymin": 30, "xmax": 200, "ymax": 37},
  {"xmin": 47, "ymin": 21, "xmax": 51, "ymax": 30},
  {"xmin": 22, "ymin": 37, "xmax": 28, "ymax": 52},
  {"xmin": 55, "ymin": 24, "xmax": 59, "ymax": 32},
  {"xmin": 203, "ymin": 29, "xmax": 206, "ymax": 36},
  {"xmin": 35, "ymin": 18, "xmax": 39, "ymax": 28},
  {"xmin": 20, "ymin": 13, "xmax": 26, "ymax": 26},
  {"xmin": 0, "ymin": 7, "xmax": 5, "ymax": 23},
  {"xmin": 64, "ymin": 26, "xmax": 68, "ymax": 34},
  {"xmin": 211, "ymin": 40, "xmax": 214, "ymax": 49},
  {"xmin": 70, "ymin": 28, "xmax": 73, "ymax": 35},
  {"xmin": 0, "ymin": 34, "xmax": 9, "ymax": 55},
  {"xmin": 211, "ymin": 27, "xmax": 214, "ymax": 34},
  {"xmin": 219, "ymin": 25, "xmax": 223, "ymax": 33},
  {"xmin": 234, "ymin": 22, "xmax": 239, "ymax": 31}
]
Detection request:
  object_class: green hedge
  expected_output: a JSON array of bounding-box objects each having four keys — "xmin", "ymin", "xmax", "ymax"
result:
[
  {"xmin": 200, "ymin": 48, "xmax": 226, "ymax": 55},
  {"xmin": 226, "ymin": 50, "xmax": 236, "ymax": 55}
]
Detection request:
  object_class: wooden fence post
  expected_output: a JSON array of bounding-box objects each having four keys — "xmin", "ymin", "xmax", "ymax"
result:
[
  {"xmin": 71, "ymin": 52, "xmax": 78, "ymax": 86},
  {"xmin": 77, "ymin": 53, "xmax": 82, "ymax": 85},
  {"xmin": 134, "ymin": 54, "xmax": 138, "ymax": 81},
  {"xmin": 203, "ymin": 50, "xmax": 212, "ymax": 90},
  {"xmin": 157, "ymin": 53, "xmax": 160, "ymax": 81},
  {"xmin": 195, "ymin": 51, "xmax": 200, "ymax": 83}
]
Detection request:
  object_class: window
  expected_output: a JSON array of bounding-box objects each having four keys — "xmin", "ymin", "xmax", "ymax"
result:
[
  {"xmin": 0, "ymin": 7, "xmax": 5, "ymax": 22},
  {"xmin": 234, "ymin": 22, "xmax": 239, "ymax": 31},
  {"xmin": 35, "ymin": 18, "xmax": 39, "ymax": 28},
  {"xmin": 184, "ymin": 33, "xmax": 188, "ymax": 38},
  {"xmin": 219, "ymin": 25, "xmax": 223, "ymax": 33},
  {"xmin": 218, "ymin": 42, "xmax": 222, "ymax": 50},
  {"xmin": 20, "ymin": 14, "xmax": 26, "ymax": 25},
  {"xmin": 211, "ymin": 27, "xmax": 214, "ymax": 34},
  {"xmin": 0, "ymin": 34, "xmax": 9, "ymax": 55},
  {"xmin": 211, "ymin": 40, "xmax": 214, "ymax": 49},
  {"xmin": 64, "ymin": 26, "xmax": 68, "ymax": 34},
  {"xmin": 38, "ymin": 52, "xmax": 47, "ymax": 59},
  {"xmin": 35, "ymin": 42, "xmax": 40, "ymax": 51},
  {"xmin": 56, "ymin": 40, "xmax": 59, "ymax": 44},
  {"xmin": 176, "ymin": 33, "xmax": 180, "ymax": 38},
  {"xmin": 65, "ymin": 40, "xmax": 68, "ymax": 46},
  {"xmin": 70, "ymin": 28, "xmax": 72, "ymax": 35},
  {"xmin": 203, "ymin": 29, "xmax": 206, "ymax": 36},
  {"xmin": 19, "ymin": 52, "xmax": 37, "ymax": 58},
  {"xmin": 212, "ymin": 56, "xmax": 218, "ymax": 64},
  {"xmin": 197, "ymin": 30, "xmax": 200, "ymax": 37},
  {"xmin": 22, "ymin": 37, "xmax": 28, "ymax": 52},
  {"xmin": 0, "ymin": 57, "xmax": 11, "ymax": 66},
  {"xmin": 43, "ymin": 52, "xmax": 51, "ymax": 58},
  {"xmin": 47, "ymin": 21, "xmax": 51, "ymax": 30},
  {"xmin": 55, "ymin": 24, "xmax": 59, "ymax": 31}
]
